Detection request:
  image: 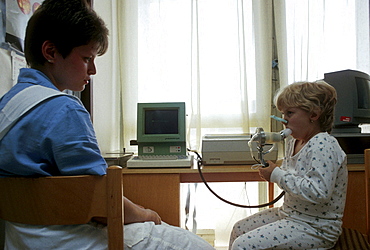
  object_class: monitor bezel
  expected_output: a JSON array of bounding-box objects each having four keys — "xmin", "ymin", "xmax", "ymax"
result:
[{"xmin": 137, "ymin": 102, "xmax": 186, "ymax": 143}]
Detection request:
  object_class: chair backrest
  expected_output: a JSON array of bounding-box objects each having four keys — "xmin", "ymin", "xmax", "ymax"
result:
[
  {"xmin": 365, "ymin": 149, "xmax": 370, "ymax": 242},
  {"xmin": 0, "ymin": 165, "xmax": 124, "ymax": 250}
]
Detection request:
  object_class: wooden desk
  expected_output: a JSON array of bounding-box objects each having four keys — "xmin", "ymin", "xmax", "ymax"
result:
[
  {"xmin": 122, "ymin": 164, "xmax": 366, "ymax": 231},
  {"xmin": 122, "ymin": 165, "xmax": 265, "ymax": 226},
  {"xmin": 343, "ymin": 164, "xmax": 366, "ymax": 235}
]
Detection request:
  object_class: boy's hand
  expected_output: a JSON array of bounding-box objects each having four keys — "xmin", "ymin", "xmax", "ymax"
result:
[{"xmin": 259, "ymin": 160, "xmax": 277, "ymax": 182}]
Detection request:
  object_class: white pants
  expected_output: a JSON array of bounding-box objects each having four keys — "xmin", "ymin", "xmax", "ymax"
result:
[
  {"xmin": 229, "ymin": 207, "xmax": 337, "ymax": 250},
  {"xmin": 5, "ymin": 221, "xmax": 214, "ymax": 250},
  {"xmin": 124, "ymin": 222, "xmax": 214, "ymax": 249}
]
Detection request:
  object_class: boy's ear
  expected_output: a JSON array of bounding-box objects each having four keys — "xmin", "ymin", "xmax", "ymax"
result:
[
  {"xmin": 310, "ymin": 109, "xmax": 321, "ymax": 121},
  {"xmin": 41, "ymin": 40, "xmax": 57, "ymax": 63}
]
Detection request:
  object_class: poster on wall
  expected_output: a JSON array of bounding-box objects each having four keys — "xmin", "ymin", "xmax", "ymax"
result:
[{"xmin": 2, "ymin": 0, "xmax": 42, "ymax": 52}]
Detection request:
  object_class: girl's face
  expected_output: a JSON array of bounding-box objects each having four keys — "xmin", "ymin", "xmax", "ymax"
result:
[
  {"xmin": 52, "ymin": 41, "xmax": 98, "ymax": 92},
  {"xmin": 281, "ymin": 107, "xmax": 314, "ymax": 140}
]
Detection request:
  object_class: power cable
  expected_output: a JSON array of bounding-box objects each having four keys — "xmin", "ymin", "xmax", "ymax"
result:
[{"xmin": 190, "ymin": 150, "xmax": 285, "ymax": 209}]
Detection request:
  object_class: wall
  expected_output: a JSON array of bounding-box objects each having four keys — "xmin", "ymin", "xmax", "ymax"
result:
[{"xmin": 0, "ymin": 48, "xmax": 13, "ymax": 97}]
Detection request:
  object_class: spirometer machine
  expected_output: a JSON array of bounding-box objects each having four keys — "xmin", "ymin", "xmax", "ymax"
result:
[
  {"xmin": 201, "ymin": 126, "xmax": 291, "ymax": 166},
  {"xmin": 127, "ymin": 102, "xmax": 193, "ymax": 168},
  {"xmin": 201, "ymin": 133, "xmax": 278, "ymax": 165}
]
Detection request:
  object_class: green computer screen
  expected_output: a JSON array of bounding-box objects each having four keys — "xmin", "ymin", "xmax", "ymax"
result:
[{"xmin": 137, "ymin": 102, "xmax": 186, "ymax": 143}]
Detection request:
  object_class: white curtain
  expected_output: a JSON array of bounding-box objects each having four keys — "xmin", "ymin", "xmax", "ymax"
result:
[
  {"xmin": 90, "ymin": 0, "xmax": 122, "ymax": 153},
  {"xmin": 111, "ymin": 0, "xmax": 370, "ymax": 154},
  {"xmin": 116, "ymin": 0, "xmax": 274, "ymax": 153},
  {"xmin": 95, "ymin": 0, "xmax": 369, "ymax": 155},
  {"xmin": 275, "ymin": 0, "xmax": 370, "ymax": 86}
]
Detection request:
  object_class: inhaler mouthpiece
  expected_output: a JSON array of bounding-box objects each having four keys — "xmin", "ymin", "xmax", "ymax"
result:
[
  {"xmin": 263, "ymin": 128, "xmax": 292, "ymax": 144},
  {"xmin": 280, "ymin": 128, "xmax": 292, "ymax": 138}
]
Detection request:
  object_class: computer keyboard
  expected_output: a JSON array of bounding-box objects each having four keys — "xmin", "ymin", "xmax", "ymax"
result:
[
  {"xmin": 127, "ymin": 154, "xmax": 194, "ymax": 168},
  {"xmin": 138, "ymin": 155, "xmax": 188, "ymax": 160},
  {"xmin": 138, "ymin": 155, "xmax": 177, "ymax": 160}
]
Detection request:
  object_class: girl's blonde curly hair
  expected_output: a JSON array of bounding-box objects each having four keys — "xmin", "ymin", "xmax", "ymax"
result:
[{"xmin": 274, "ymin": 81, "xmax": 337, "ymax": 133}]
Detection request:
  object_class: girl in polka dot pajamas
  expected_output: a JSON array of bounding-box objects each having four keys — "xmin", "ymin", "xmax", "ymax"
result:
[{"xmin": 229, "ymin": 81, "xmax": 347, "ymax": 250}]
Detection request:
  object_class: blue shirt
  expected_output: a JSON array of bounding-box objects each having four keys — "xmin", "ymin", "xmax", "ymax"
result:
[{"xmin": 0, "ymin": 68, "xmax": 107, "ymax": 176}]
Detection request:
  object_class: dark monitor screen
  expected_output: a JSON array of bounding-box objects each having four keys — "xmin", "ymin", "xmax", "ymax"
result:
[
  {"xmin": 356, "ymin": 77, "xmax": 370, "ymax": 109},
  {"xmin": 145, "ymin": 110, "xmax": 179, "ymax": 134}
]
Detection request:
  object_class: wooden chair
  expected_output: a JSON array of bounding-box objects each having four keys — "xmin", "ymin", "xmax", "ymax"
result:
[
  {"xmin": 366, "ymin": 148, "xmax": 370, "ymax": 244},
  {"xmin": 0, "ymin": 165, "xmax": 124, "ymax": 250},
  {"xmin": 330, "ymin": 149, "xmax": 370, "ymax": 249},
  {"xmin": 331, "ymin": 227, "xmax": 370, "ymax": 249}
]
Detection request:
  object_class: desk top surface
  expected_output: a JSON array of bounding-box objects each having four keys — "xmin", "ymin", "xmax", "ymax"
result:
[
  {"xmin": 121, "ymin": 163, "xmax": 364, "ymax": 174},
  {"xmin": 122, "ymin": 164, "xmax": 257, "ymax": 174}
]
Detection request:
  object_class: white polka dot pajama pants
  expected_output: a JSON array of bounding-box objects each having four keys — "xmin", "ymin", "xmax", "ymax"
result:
[{"xmin": 229, "ymin": 207, "xmax": 334, "ymax": 250}]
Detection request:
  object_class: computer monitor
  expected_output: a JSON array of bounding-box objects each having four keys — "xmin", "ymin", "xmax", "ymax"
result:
[
  {"xmin": 136, "ymin": 102, "xmax": 187, "ymax": 156},
  {"xmin": 324, "ymin": 69, "xmax": 370, "ymax": 133},
  {"xmin": 324, "ymin": 69, "xmax": 370, "ymax": 163}
]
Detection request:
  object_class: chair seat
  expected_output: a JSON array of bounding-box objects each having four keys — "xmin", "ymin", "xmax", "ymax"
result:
[{"xmin": 330, "ymin": 228, "xmax": 370, "ymax": 250}]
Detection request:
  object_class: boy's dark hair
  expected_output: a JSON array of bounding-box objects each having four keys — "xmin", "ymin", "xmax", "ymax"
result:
[{"xmin": 24, "ymin": 0, "xmax": 109, "ymax": 67}]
